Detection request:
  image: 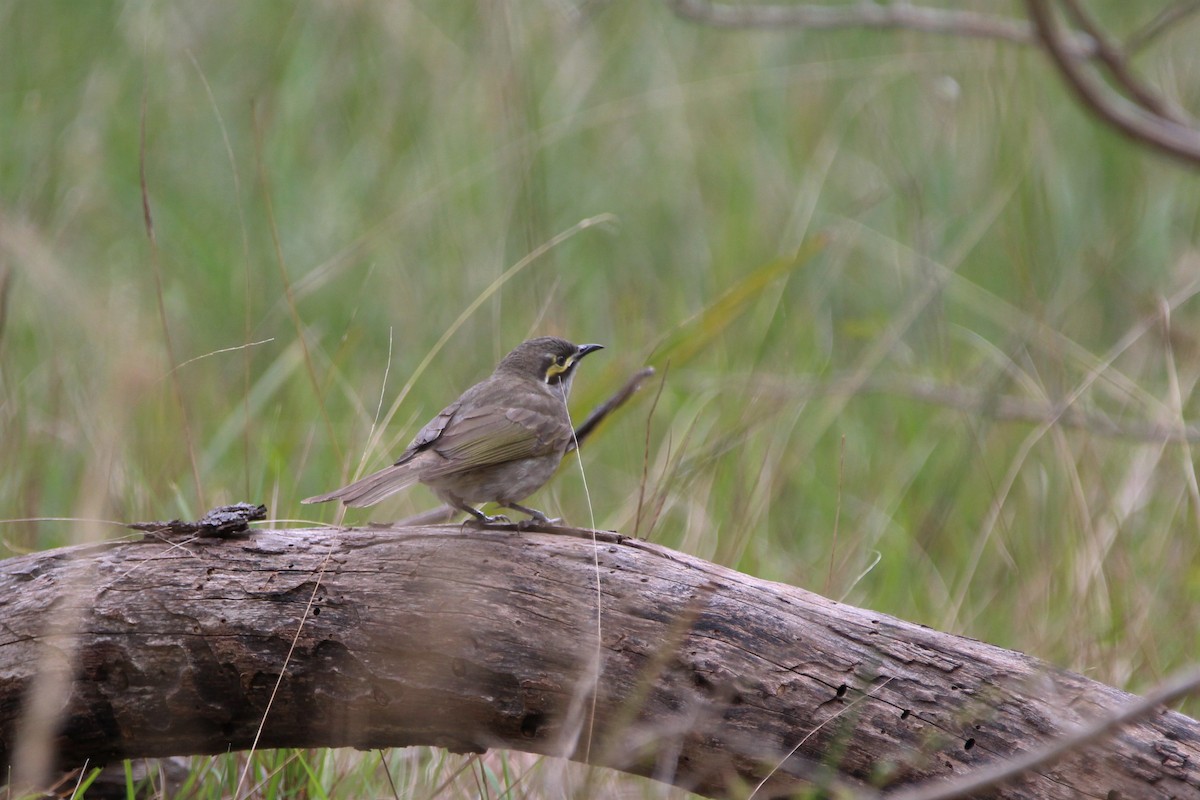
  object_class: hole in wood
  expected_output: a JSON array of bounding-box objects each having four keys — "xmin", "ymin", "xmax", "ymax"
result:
[
  {"xmin": 836, "ymin": 684, "xmax": 848, "ymax": 698},
  {"xmin": 964, "ymin": 737, "xmax": 975, "ymax": 751},
  {"xmin": 520, "ymin": 712, "xmax": 544, "ymax": 738}
]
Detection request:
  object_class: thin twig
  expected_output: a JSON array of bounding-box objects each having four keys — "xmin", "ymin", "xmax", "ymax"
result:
[
  {"xmin": 742, "ymin": 372, "xmax": 1200, "ymax": 443},
  {"xmin": 875, "ymin": 664, "xmax": 1200, "ymax": 800},
  {"xmin": 184, "ymin": 47, "xmax": 256, "ymax": 500},
  {"xmin": 1058, "ymin": 0, "xmax": 1188, "ymax": 122},
  {"xmin": 569, "ymin": 366, "xmax": 656, "ymax": 452},
  {"xmin": 251, "ymin": 104, "xmax": 344, "ymax": 465},
  {"xmin": 420, "ymin": 753, "xmax": 481, "ymax": 800},
  {"xmin": 0, "ymin": 264, "xmax": 13, "ymax": 352},
  {"xmin": 825, "ymin": 434, "xmax": 844, "ymax": 596},
  {"xmin": 376, "ymin": 750, "xmax": 401, "ymax": 800},
  {"xmin": 635, "ymin": 365, "xmax": 667, "ymax": 540},
  {"xmin": 1125, "ymin": 0, "xmax": 1200, "ymax": 54},
  {"xmin": 560, "ymin": 381, "xmax": 603, "ymax": 764},
  {"xmin": 233, "ymin": 545, "xmax": 334, "ymax": 799},
  {"xmin": 140, "ymin": 87, "xmax": 205, "ymax": 507},
  {"xmin": 751, "ymin": 677, "xmax": 896, "ymax": 799}
]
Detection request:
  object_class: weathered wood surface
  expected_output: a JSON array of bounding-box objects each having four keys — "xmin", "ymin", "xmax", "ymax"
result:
[{"xmin": 1, "ymin": 524, "xmax": 1197, "ymax": 798}]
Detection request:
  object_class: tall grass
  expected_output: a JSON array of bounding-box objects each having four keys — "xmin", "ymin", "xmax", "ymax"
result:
[{"xmin": 3, "ymin": 1, "xmax": 1200, "ymax": 795}]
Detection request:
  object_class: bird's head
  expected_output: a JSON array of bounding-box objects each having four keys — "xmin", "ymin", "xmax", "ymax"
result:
[{"xmin": 496, "ymin": 337, "xmax": 604, "ymax": 392}]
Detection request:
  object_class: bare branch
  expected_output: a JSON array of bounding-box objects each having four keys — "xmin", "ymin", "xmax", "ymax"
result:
[
  {"xmin": 664, "ymin": 0, "xmax": 1098, "ymax": 56},
  {"xmin": 568, "ymin": 366, "xmax": 656, "ymax": 452},
  {"xmin": 1024, "ymin": 0, "xmax": 1200, "ymax": 166},
  {"xmin": 1058, "ymin": 0, "xmax": 1189, "ymax": 122}
]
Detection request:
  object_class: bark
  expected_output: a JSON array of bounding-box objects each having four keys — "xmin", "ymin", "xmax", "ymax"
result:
[{"xmin": 0, "ymin": 524, "xmax": 1197, "ymax": 798}]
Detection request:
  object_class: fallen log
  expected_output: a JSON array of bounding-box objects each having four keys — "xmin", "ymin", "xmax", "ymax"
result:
[{"xmin": 1, "ymin": 523, "xmax": 1197, "ymax": 798}]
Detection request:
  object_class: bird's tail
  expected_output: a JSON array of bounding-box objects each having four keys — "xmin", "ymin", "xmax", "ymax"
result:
[{"xmin": 301, "ymin": 463, "xmax": 421, "ymax": 508}]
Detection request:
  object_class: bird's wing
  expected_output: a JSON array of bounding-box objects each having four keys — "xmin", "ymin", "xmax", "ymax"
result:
[
  {"xmin": 419, "ymin": 403, "xmax": 573, "ymax": 479},
  {"xmin": 395, "ymin": 399, "xmax": 462, "ymax": 465}
]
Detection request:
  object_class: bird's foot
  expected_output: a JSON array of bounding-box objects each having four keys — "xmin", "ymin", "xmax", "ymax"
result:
[
  {"xmin": 505, "ymin": 504, "xmax": 561, "ymax": 529},
  {"xmin": 464, "ymin": 513, "xmax": 511, "ymax": 529},
  {"xmin": 452, "ymin": 503, "xmax": 512, "ymax": 529}
]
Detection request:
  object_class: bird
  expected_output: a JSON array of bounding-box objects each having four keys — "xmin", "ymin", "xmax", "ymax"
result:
[{"xmin": 302, "ymin": 336, "xmax": 604, "ymax": 526}]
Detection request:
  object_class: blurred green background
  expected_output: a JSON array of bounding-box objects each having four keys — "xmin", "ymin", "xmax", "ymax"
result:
[{"xmin": 3, "ymin": 1, "xmax": 1200, "ymax": 796}]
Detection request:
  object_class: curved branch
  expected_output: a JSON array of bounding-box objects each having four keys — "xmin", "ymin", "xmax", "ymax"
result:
[
  {"xmin": 2, "ymin": 525, "xmax": 1199, "ymax": 798},
  {"xmin": 1057, "ymin": 0, "xmax": 1189, "ymax": 123},
  {"xmin": 1027, "ymin": 1, "xmax": 1200, "ymax": 166}
]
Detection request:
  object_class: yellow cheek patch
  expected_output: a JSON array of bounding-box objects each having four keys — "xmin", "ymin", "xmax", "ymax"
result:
[{"xmin": 544, "ymin": 356, "xmax": 576, "ymax": 381}]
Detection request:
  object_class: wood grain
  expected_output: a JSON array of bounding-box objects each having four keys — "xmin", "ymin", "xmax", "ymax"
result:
[{"xmin": 1, "ymin": 525, "xmax": 1197, "ymax": 798}]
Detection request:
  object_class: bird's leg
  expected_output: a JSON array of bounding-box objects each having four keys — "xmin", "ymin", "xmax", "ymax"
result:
[
  {"xmin": 504, "ymin": 502, "xmax": 561, "ymax": 528},
  {"xmin": 452, "ymin": 500, "xmax": 510, "ymax": 528}
]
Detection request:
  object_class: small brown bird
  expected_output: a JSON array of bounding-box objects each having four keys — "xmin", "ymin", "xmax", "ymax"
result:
[{"xmin": 303, "ymin": 337, "xmax": 603, "ymax": 525}]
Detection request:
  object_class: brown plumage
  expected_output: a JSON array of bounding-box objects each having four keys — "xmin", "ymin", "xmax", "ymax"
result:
[{"xmin": 302, "ymin": 337, "xmax": 603, "ymax": 525}]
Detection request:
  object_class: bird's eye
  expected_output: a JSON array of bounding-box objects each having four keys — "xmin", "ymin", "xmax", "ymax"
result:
[{"xmin": 544, "ymin": 353, "xmax": 571, "ymax": 383}]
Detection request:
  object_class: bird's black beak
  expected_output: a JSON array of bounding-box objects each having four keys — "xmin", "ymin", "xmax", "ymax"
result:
[{"xmin": 576, "ymin": 343, "xmax": 604, "ymax": 359}]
